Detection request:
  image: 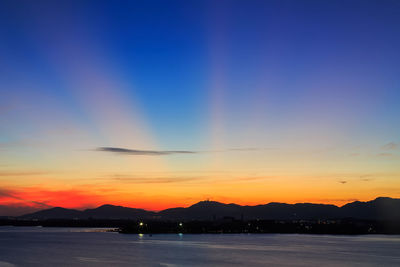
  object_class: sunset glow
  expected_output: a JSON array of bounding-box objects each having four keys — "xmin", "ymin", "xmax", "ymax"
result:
[{"xmin": 1, "ymin": 0, "xmax": 399, "ymax": 216}]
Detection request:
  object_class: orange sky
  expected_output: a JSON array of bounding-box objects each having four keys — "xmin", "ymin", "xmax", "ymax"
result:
[{"xmin": 1, "ymin": 1, "xmax": 400, "ymax": 216}]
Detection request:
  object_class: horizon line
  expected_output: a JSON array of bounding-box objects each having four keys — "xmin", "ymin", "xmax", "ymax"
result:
[{"xmin": 14, "ymin": 196, "xmax": 397, "ymax": 216}]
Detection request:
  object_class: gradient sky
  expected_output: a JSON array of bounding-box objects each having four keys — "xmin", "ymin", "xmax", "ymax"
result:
[{"xmin": 1, "ymin": 0, "xmax": 400, "ymax": 215}]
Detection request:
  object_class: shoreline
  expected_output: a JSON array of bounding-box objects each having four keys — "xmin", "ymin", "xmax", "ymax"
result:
[{"xmin": 2, "ymin": 218, "xmax": 400, "ymax": 235}]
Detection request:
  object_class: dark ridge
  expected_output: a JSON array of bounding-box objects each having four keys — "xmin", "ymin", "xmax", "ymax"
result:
[
  {"xmin": 20, "ymin": 207, "xmax": 82, "ymax": 220},
  {"xmin": 16, "ymin": 197, "xmax": 400, "ymax": 221},
  {"xmin": 83, "ymin": 204, "xmax": 156, "ymax": 219}
]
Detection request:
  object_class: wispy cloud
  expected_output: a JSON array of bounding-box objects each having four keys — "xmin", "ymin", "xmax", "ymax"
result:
[
  {"xmin": 360, "ymin": 174, "xmax": 374, "ymax": 182},
  {"xmin": 361, "ymin": 178, "xmax": 373, "ymax": 182},
  {"xmin": 95, "ymin": 146, "xmax": 261, "ymax": 156},
  {"xmin": 111, "ymin": 176, "xmax": 201, "ymax": 184},
  {"xmin": 377, "ymin": 153, "xmax": 394, "ymax": 157},
  {"xmin": 227, "ymin": 148, "xmax": 259, "ymax": 151},
  {"xmin": 382, "ymin": 142, "xmax": 399, "ymax": 150},
  {"xmin": 0, "ymin": 188, "xmax": 51, "ymax": 208},
  {"xmin": 96, "ymin": 147, "xmax": 196, "ymax": 156},
  {"xmin": 0, "ymin": 171, "xmax": 49, "ymax": 177},
  {"xmin": 0, "ymin": 187, "xmax": 111, "ymax": 211},
  {"xmin": 338, "ymin": 180, "xmax": 347, "ymax": 184},
  {"xmin": 231, "ymin": 176, "xmax": 274, "ymax": 182}
]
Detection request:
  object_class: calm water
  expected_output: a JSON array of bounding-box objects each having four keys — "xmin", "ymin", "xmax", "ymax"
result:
[{"xmin": 0, "ymin": 227, "xmax": 400, "ymax": 266}]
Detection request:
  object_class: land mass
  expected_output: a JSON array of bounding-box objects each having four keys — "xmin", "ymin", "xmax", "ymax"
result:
[
  {"xmin": 1, "ymin": 197, "xmax": 400, "ymax": 234},
  {"xmin": 13, "ymin": 196, "xmax": 400, "ymax": 221}
]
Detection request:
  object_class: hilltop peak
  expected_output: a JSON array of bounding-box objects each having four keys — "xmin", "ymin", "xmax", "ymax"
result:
[
  {"xmin": 16, "ymin": 197, "xmax": 400, "ymax": 221},
  {"xmin": 190, "ymin": 200, "xmax": 222, "ymax": 206},
  {"xmin": 373, "ymin": 197, "xmax": 395, "ymax": 202},
  {"xmin": 93, "ymin": 204, "xmax": 122, "ymax": 209}
]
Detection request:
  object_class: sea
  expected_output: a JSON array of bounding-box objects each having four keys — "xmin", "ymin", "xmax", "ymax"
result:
[{"xmin": 0, "ymin": 226, "xmax": 399, "ymax": 266}]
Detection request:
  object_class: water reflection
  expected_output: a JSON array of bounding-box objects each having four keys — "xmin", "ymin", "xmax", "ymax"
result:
[{"xmin": 0, "ymin": 227, "xmax": 399, "ymax": 266}]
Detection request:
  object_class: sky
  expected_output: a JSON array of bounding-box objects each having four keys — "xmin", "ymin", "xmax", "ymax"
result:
[{"xmin": 1, "ymin": 0, "xmax": 400, "ymax": 215}]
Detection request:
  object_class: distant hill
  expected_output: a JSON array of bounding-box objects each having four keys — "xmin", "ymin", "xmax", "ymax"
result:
[
  {"xmin": 159, "ymin": 201, "xmax": 243, "ymax": 220},
  {"xmin": 20, "ymin": 205, "xmax": 155, "ymax": 220},
  {"xmin": 83, "ymin": 204, "xmax": 156, "ymax": 219},
  {"xmin": 19, "ymin": 197, "xmax": 400, "ymax": 221},
  {"xmin": 340, "ymin": 197, "xmax": 400, "ymax": 220},
  {"xmin": 20, "ymin": 207, "xmax": 82, "ymax": 219}
]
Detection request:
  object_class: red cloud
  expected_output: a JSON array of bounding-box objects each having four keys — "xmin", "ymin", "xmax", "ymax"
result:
[
  {"xmin": 0, "ymin": 187, "xmax": 109, "ymax": 215},
  {"xmin": 0, "ymin": 186, "xmax": 192, "ymax": 216}
]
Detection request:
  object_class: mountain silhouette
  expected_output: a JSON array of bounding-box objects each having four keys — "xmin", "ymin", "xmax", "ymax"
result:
[
  {"xmin": 159, "ymin": 201, "xmax": 243, "ymax": 220},
  {"xmin": 19, "ymin": 197, "xmax": 400, "ymax": 221},
  {"xmin": 20, "ymin": 204, "xmax": 155, "ymax": 220},
  {"xmin": 83, "ymin": 204, "xmax": 156, "ymax": 219},
  {"xmin": 20, "ymin": 207, "xmax": 82, "ymax": 219},
  {"xmin": 340, "ymin": 197, "xmax": 400, "ymax": 220}
]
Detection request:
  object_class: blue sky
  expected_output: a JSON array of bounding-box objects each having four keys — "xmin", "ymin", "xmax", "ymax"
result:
[
  {"xmin": 1, "ymin": 0, "xmax": 399, "ymax": 149},
  {"xmin": 0, "ymin": 0, "xmax": 400, "ymax": 213}
]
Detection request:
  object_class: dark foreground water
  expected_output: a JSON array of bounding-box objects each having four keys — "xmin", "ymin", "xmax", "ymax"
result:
[{"xmin": 0, "ymin": 227, "xmax": 400, "ymax": 266}]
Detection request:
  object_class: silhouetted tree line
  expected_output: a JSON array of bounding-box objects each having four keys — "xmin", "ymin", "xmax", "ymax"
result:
[{"xmin": 2, "ymin": 218, "xmax": 400, "ymax": 234}]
